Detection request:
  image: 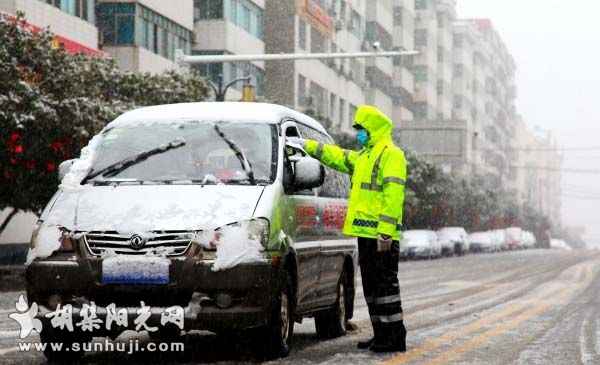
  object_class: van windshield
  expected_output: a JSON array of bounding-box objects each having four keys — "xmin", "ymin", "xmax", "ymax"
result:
[{"xmin": 87, "ymin": 121, "xmax": 277, "ymax": 185}]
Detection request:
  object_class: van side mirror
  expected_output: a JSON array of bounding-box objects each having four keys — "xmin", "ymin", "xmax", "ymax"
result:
[
  {"xmin": 58, "ymin": 159, "xmax": 76, "ymax": 181},
  {"xmin": 293, "ymin": 156, "xmax": 325, "ymax": 190}
]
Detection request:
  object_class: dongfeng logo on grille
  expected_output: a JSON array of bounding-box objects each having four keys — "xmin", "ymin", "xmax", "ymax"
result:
[{"xmin": 129, "ymin": 234, "xmax": 146, "ymax": 250}]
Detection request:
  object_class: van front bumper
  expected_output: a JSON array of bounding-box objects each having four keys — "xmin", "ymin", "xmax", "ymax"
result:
[{"xmin": 26, "ymin": 255, "xmax": 280, "ymax": 333}]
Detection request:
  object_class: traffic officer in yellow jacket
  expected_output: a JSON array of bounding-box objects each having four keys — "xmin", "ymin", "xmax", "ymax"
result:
[{"xmin": 288, "ymin": 105, "xmax": 407, "ymax": 352}]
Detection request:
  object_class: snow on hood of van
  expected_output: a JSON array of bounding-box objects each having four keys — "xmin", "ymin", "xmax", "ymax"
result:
[
  {"xmin": 27, "ymin": 185, "xmax": 264, "ymax": 262},
  {"xmin": 48, "ymin": 185, "xmax": 262, "ymax": 232}
]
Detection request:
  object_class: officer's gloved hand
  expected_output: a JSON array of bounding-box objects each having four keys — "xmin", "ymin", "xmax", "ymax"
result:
[
  {"xmin": 377, "ymin": 234, "xmax": 393, "ymax": 252},
  {"xmin": 285, "ymin": 137, "xmax": 305, "ymax": 150}
]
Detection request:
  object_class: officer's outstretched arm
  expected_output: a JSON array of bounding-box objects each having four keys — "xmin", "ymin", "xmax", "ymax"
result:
[
  {"xmin": 378, "ymin": 149, "xmax": 407, "ymax": 237},
  {"xmin": 304, "ymin": 139, "xmax": 358, "ymax": 175}
]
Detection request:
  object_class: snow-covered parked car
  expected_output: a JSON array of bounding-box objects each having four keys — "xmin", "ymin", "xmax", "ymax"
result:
[
  {"xmin": 436, "ymin": 227, "xmax": 470, "ymax": 256},
  {"xmin": 550, "ymin": 239, "xmax": 572, "ymax": 250},
  {"xmin": 25, "ymin": 102, "xmax": 358, "ymax": 361},
  {"xmin": 400, "ymin": 230, "xmax": 442, "ymax": 259},
  {"xmin": 468, "ymin": 232, "xmax": 494, "ymax": 253},
  {"xmin": 505, "ymin": 227, "xmax": 523, "ymax": 250},
  {"xmin": 490, "ymin": 229, "xmax": 508, "ymax": 251},
  {"xmin": 522, "ymin": 231, "xmax": 537, "ymax": 249}
]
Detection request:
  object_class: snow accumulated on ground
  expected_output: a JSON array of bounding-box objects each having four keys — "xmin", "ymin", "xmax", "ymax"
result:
[{"xmin": 210, "ymin": 222, "xmax": 265, "ymax": 271}]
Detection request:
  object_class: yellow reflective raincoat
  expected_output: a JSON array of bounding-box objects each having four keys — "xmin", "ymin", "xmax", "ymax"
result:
[{"xmin": 304, "ymin": 105, "xmax": 407, "ymax": 240}]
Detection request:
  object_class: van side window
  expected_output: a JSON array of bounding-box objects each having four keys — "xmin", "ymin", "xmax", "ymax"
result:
[
  {"xmin": 297, "ymin": 124, "xmax": 350, "ymax": 199},
  {"xmin": 283, "ymin": 124, "xmax": 313, "ymax": 196}
]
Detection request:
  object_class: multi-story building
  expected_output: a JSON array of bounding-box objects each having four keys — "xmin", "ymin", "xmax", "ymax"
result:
[
  {"xmin": 392, "ymin": 0, "xmax": 415, "ymax": 124},
  {"xmin": 0, "ymin": 0, "xmax": 100, "ymax": 54},
  {"xmin": 364, "ymin": 0, "xmax": 394, "ymax": 120},
  {"xmin": 96, "ymin": 0, "xmax": 194, "ymax": 73},
  {"xmin": 435, "ymin": 0, "xmax": 454, "ymax": 120},
  {"xmin": 398, "ymin": 11, "xmax": 519, "ymax": 183},
  {"xmin": 514, "ymin": 120, "xmax": 562, "ymax": 225},
  {"xmin": 192, "ymin": 0, "xmax": 266, "ymax": 100},
  {"xmin": 412, "ymin": 0, "xmax": 438, "ymax": 121},
  {"xmin": 265, "ymin": 0, "xmax": 365, "ymax": 132}
]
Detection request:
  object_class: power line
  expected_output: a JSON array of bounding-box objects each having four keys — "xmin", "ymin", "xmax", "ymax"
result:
[{"xmin": 510, "ymin": 166, "xmax": 600, "ymax": 174}]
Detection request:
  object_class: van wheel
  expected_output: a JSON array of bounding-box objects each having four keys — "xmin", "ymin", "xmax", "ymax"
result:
[
  {"xmin": 315, "ymin": 273, "xmax": 348, "ymax": 339},
  {"xmin": 257, "ymin": 274, "xmax": 294, "ymax": 360},
  {"xmin": 39, "ymin": 320, "xmax": 89, "ymax": 362}
]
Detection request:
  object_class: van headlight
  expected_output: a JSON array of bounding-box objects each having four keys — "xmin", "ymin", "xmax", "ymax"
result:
[{"xmin": 193, "ymin": 218, "xmax": 270, "ymax": 250}]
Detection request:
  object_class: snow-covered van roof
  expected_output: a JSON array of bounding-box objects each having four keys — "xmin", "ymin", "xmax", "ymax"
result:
[{"xmin": 107, "ymin": 102, "xmax": 329, "ymax": 135}]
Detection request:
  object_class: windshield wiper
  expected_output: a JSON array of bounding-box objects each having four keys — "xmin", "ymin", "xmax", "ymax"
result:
[
  {"xmin": 213, "ymin": 124, "xmax": 256, "ymax": 185},
  {"xmin": 82, "ymin": 138, "xmax": 186, "ymax": 184}
]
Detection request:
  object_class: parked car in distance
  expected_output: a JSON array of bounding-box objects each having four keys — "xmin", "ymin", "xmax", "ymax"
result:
[
  {"xmin": 400, "ymin": 230, "xmax": 442, "ymax": 259},
  {"xmin": 489, "ymin": 229, "xmax": 508, "ymax": 251},
  {"xmin": 468, "ymin": 232, "xmax": 494, "ymax": 253},
  {"xmin": 437, "ymin": 227, "xmax": 470, "ymax": 256},
  {"xmin": 26, "ymin": 102, "xmax": 358, "ymax": 361},
  {"xmin": 505, "ymin": 227, "xmax": 523, "ymax": 250},
  {"xmin": 522, "ymin": 231, "xmax": 537, "ymax": 249},
  {"xmin": 550, "ymin": 239, "xmax": 572, "ymax": 250}
]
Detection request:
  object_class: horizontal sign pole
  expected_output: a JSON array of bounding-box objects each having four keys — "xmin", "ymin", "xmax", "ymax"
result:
[{"xmin": 175, "ymin": 50, "xmax": 419, "ymax": 65}]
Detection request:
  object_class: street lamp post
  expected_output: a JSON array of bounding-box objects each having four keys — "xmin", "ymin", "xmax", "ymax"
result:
[{"xmin": 208, "ymin": 74, "xmax": 252, "ymax": 102}]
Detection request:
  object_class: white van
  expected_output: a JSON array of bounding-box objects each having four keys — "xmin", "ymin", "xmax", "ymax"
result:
[{"xmin": 25, "ymin": 103, "xmax": 358, "ymax": 361}]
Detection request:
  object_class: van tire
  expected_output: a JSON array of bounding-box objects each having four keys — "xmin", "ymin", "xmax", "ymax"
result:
[
  {"xmin": 257, "ymin": 273, "xmax": 294, "ymax": 360},
  {"xmin": 39, "ymin": 320, "xmax": 89, "ymax": 363},
  {"xmin": 315, "ymin": 272, "xmax": 348, "ymax": 339}
]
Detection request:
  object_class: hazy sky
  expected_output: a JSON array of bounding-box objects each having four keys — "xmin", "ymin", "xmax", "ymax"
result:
[{"xmin": 457, "ymin": 1, "xmax": 600, "ymax": 244}]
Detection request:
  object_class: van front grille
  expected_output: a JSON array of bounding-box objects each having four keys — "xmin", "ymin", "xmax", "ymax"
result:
[{"xmin": 83, "ymin": 231, "xmax": 193, "ymax": 256}]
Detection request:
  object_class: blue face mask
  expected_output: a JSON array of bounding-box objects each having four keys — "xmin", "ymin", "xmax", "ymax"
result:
[{"xmin": 356, "ymin": 129, "xmax": 369, "ymax": 147}]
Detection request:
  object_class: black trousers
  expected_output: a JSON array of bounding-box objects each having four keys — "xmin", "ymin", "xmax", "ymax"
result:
[{"xmin": 358, "ymin": 237, "xmax": 406, "ymax": 344}]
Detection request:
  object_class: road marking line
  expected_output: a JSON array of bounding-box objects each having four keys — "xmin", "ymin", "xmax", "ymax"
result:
[
  {"xmin": 381, "ymin": 260, "xmax": 596, "ymax": 365},
  {"xmin": 422, "ymin": 287, "xmax": 573, "ymax": 365}
]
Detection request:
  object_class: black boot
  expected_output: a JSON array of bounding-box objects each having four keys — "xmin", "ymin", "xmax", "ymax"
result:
[
  {"xmin": 369, "ymin": 322, "xmax": 407, "ymax": 353},
  {"xmin": 357, "ymin": 337, "xmax": 375, "ymax": 349}
]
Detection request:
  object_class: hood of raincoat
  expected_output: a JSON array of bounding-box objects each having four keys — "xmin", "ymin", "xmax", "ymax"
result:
[{"xmin": 353, "ymin": 105, "xmax": 393, "ymax": 148}]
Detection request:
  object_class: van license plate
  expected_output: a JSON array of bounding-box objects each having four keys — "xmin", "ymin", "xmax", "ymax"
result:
[{"xmin": 102, "ymin": 256, "xmax": 170, "ymax": 285}]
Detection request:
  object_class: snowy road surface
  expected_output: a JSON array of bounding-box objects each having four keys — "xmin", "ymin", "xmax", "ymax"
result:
[{"xmin": 2, "ymin": 249, "xmax": 600, "ymax": 364}]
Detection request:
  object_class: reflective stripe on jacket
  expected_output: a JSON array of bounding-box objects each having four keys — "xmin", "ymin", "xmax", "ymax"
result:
[{"xmin": 304, "ymin": 105, "xmax": 407, "ymax": 240}]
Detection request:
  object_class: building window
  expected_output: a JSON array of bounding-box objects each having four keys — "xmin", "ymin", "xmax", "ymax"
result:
[
  {"xmin": 437, "ymin": 46, "xmax": 443, "ymax": 63},
  {"xmin": 46, "ymin": 0, "xmax": 94, "ymax": 23},
  {"xmin": 454, "ymin": 64, "xmax": 464, "ymax": 77},
  {"xmin": 454, "ymin": 34, "xmax": 463, "ymax": 48},
  {"xmin": 330, "ymin": 93, "xmax": 336, "ymax": 121},
  {"xmin": 348, "ymin": 9, "xmax": 363, "ymax": 39},
  {"xmin": 413, "ymin": 65, "xmax": 428, "ymax": 82},
  {"xmin": 415, "ymin": 0, "xmax": 428, "ymax": 10},
  {"xmin": 298, "ymin": 74, "xmax": 307, "ymax": 106},
  {"xmin": 349, "ymin": 104, "xmax": 357, "ymax": 127},
  {"xmin": 415, "ymin": 29, "xmax": 427, "ymax": 47},
  {"xmin": 298, "ymin": 19, "xmax": 307, "ymax": 50},
  {"xmin": 339, "ymin": 98, "xmax": 346, "ymax": 127},
  {"xmin": 393, "ymin": 7, "xmax": 403, "ymax": 26},
  {"xmin": 194, "ymin": 0, "xmax": 223, "ymax": 20},
  {"xmin": 98, "ymin": 3, "xmax": 193, "ymax": 61},
  {"xmin": 221, "ymin": 0, "xmax": 264, "ymax": 39},
  {"xmin": 311, "ymin": 27, "xmax": 325, "ymax": 53},
  {"xmin": 437, "ymin": 80, "xmax": 443, "ymax": 95}
]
